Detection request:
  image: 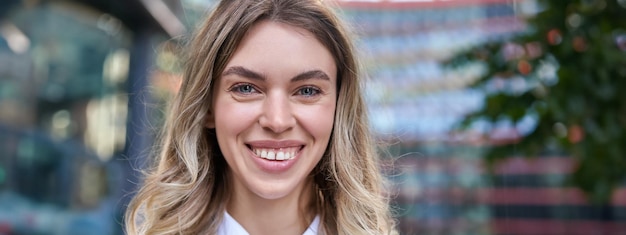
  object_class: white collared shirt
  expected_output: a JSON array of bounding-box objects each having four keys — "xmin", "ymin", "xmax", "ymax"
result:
[{"xmin": 217, "ymin": 211, "xmax": 320, "ymax": 235}]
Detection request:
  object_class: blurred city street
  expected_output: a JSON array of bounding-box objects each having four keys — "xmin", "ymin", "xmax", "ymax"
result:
[{"xmin": 1, "ymin": 0, "xmax": 625, "ymax": 234}]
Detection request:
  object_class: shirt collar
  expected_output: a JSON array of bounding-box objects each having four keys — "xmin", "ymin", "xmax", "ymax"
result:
[{"xmin": 217, "ymin": 211, "xmax": 320, "ymax": 235}]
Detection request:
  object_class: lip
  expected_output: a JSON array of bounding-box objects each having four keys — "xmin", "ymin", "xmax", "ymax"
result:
[
  {"xmin": 246, "ymin": 140, "xmax": 306, "ymax": 149},
  {"xmin": 246, "ymin": 140, "xmax": 305, "ymax": 173}
]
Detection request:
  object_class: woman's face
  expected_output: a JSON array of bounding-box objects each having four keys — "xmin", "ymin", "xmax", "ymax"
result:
[{"xmin": 209, "ymin": 21, "xmax": 337, "ymax": 200}]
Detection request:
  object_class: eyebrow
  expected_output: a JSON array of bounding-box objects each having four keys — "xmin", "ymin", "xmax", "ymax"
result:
[{"xmin": 222, "ymin": 66, "xmax": 330, "ymax": 82}]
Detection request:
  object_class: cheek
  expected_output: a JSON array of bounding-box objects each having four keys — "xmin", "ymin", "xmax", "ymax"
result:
[
  {"xmin": 214, "ymin": 100, "xmax": 259, "ymax": 137},
  {"xmin": 296, "ymin": 103, "xmax": 336, "ymax": 139}
]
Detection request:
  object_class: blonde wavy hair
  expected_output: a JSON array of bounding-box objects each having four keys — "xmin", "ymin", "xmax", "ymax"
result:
[{"xmin": 124, "ymin": 0, "xmax": 396, "ymax": 234}]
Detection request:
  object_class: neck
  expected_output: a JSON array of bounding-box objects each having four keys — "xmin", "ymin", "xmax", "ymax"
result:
[{"xmin": 226, "ymin": 173, "xmax": 317, "ymax": 235}]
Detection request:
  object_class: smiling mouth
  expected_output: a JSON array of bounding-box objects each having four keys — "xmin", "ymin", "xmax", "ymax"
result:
[{"xmin": 247, "ymin": 145, "xmax": 303, "ymax": 161}]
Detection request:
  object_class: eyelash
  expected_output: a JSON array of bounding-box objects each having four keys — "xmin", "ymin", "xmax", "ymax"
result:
[
  {"xmin": 296, "ymin": 86, "xmax": 322, "ymax": 97},
  {"xmin": 229, "ymin": 83, "xmax": 259, "ymax": 95},
  {"xmin": 228, "ymin": 83, "xmax": 322, "ymax": 98}
]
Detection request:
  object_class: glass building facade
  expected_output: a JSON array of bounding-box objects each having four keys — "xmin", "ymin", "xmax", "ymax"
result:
[{"xmin": 0, "ymin": 0, "xmax": 165, "ymax": 234}]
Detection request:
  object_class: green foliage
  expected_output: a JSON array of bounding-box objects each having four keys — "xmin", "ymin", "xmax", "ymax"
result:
[{"xmin": 446, "ymin": 0, "xmax": 626, "ymax": 203}]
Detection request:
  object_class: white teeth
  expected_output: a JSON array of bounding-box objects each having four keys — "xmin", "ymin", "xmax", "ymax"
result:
[
  {"xmin": 276, "ymin": 152, "xmax": 285, "ymax": 160},
  {"xmin": 251, "ymin": 147, "xmax": 298, "ymax": 160}
]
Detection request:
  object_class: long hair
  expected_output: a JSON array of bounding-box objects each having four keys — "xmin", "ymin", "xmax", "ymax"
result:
[{"xmin": 124, "ymin": 0, "xmax": 395, "ymax": 234}]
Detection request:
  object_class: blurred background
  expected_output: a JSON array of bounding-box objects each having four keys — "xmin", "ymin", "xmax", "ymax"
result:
[{"xmin": 0, "ymin": 0, "xmax": 625, "ymax": 234}]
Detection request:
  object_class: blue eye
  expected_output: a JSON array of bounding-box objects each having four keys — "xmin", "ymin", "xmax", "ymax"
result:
[
  {"xmin": 298, "ymin": 87, "xmax": 320, "ymax": 97},
  {"xmin": 234, "ymin": 84, "xmax": 257, "ymax": 94}
]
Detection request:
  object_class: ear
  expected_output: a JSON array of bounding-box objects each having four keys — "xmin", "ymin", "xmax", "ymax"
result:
[{"xmin": 205, "ymin": 109, "xmax": 216, "ymax": 128}]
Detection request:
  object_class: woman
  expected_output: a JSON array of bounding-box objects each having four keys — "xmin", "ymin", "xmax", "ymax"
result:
[{"xmin": 125, "ymin": 0, "xmax": 395, "ymax": 234}]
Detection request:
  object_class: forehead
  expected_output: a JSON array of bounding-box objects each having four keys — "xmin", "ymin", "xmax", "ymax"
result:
[{"xmin": 224, "ymin": 20, "xmax": 337, "ymax": 82}]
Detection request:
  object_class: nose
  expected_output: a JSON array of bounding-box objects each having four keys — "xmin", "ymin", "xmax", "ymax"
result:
[{"xmin": 259, "ymin": 93, "xmax": 296, "ymax": 133}]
